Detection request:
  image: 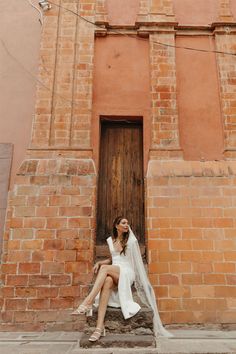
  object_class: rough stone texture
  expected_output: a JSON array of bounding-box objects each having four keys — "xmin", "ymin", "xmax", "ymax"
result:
[
  {"xmin": 86, "ymin": 307, "xmax": 154, "ymax": 335},
  {"xmin": 80, "ymin": 333, "xmax": 156, "ymax": 348}
]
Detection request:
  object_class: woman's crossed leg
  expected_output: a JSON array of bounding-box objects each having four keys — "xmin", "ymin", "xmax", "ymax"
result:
[{"xmin": 83, "ymin": 265, "xmax": 120, "ymax": 307}]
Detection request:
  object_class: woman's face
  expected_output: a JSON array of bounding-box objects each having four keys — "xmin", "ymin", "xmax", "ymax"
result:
[{"xmin": 116, "ymin": 218, "xmax": 129, "ymax": 234}]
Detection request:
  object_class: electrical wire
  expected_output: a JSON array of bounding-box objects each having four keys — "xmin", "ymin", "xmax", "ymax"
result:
[
  {"xmin": 0, "ymin": 38, "xmax": 76, "ymax": 107},
  {"xmin": 1, "ymin": 1, "xmax": 236, "ymax": 112},
  {"xmin": 47, "ymin": 0, "xmax": 236, "ymax": 57},
  {"xmin": 26, "ymin": 0, "xmax": 44, "ymax": 25}
]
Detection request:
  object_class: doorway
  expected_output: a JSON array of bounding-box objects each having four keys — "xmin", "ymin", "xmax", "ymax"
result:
[{"xmin": 97, "ymin": 118, "xmax": 144, "ymax": 245}]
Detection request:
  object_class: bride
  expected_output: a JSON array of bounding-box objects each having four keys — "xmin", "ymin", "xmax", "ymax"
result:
[{"xmin": 72, "ymin": 216, "xmax": 173, "ymax": 341}]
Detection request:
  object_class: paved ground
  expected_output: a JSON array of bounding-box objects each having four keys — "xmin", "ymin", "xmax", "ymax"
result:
[{"xmin": 0, "ymin": 330, "xmax": 235, "ymax": 354}]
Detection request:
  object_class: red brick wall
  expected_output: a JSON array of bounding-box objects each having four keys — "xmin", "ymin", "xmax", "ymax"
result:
[
  {"xmin": 215, "ymin": 27, "xmax": 236, "ymax": 151},
  {"xmin": 150, "ymin": 32, "xmax": 180, "ymax": 149},
  {"xmin": 147, "ymin": 161, "xmax": 236, "ymax": 324},
  {"xmin": 0, "ymin": 154, "xmax": 96, "ymax": 330}
]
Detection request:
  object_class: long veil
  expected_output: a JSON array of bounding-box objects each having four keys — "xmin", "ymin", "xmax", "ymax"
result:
[{"xmin": 127, "ymin": 227, "xmax": 173, "ymax": 338}]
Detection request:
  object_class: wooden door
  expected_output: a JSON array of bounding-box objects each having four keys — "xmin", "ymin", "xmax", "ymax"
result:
[{"xmin": 97, "ymin": 120, "xmax": 144, "ymax": 244}]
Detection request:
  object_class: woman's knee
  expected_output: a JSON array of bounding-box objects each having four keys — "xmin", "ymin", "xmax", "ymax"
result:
[{"xmin": 103, "ymin": 276, "xmax": 114, "ymax": 289}]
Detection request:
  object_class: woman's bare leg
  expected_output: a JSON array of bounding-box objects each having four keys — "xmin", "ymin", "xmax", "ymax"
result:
[
  {"xmin": 96, "ymin": 276, "xmax": 114, "ymax": 329},
  {"xmin": 83, "ymin": 265, "xmax": 119, "ymax": 306}
]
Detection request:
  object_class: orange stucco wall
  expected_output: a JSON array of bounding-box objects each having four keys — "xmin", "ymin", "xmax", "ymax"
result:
[
  {"xmin": 231, "ymin": 0, "xmax": 236, "ymax": 18},
  {"xmin": 106, "ymin": 0, "xmax": 139, "ymax": 25},
  {"xmin": 173, "ymin": 0, "xmax": 218, "ymax": 26},
  {"xmin": 92, "ymin": 36, "xmax": 151, "ymax": 171},
  {"xmin": 0, "ymin": 0, "xmax": 40, "ymax": 186},
  {"xmin": 176, "ymin": 36, "xmax": 224, "ymax": 160}
]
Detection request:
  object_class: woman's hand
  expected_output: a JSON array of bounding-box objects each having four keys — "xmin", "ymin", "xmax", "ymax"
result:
[{"xmin": 93, "ymin": 262, "xmax": 100, "ymax": 274}]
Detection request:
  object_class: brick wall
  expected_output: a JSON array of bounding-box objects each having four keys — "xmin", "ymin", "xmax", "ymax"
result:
[
  {"xmin": 0, "ymin": 154, "xmax": 96, "ymax": 330},
  {"xmin": 147, "ymin": 161, "xmax": 236, "ymax": 324},
  {"xmin": 0, "ymin": 0, "xmax": 97, "ymax": 330},
  {"xmin": 215, "ymin": 26, "xmax": 236, "ymax": 151},
  {"xmin": 150, "ymin": 32, "xmax": 180, "ymax": 149},
  {"xmin": 31, "ymin": 0, "xmax": 95, "ymax": 148},
  {"xmin": 1, "ymin": 0, "xmax": 236, "ymax": 331}
]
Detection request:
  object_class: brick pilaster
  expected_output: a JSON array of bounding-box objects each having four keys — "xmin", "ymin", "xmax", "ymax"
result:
[
  {"xmin": 149, "ymin": 31, "xmax": 180, "ymax": 150},
  {"xmin": 31, "ymin": 0, "xmax": 96, "ymax": 149},
  {"xmin": 214, "ymin": 1, "xmax": 236, "ymax": 155},
  {"xmin": 95, "ymin": 0, "xmax": 108, "ymax": 25},
  {"xmin": 70, "ymin": 2, "xmax": 96, "ymax": 148},
  {"xmin": 31, "ymin": 0, "xmax": 60, "ymax": 147}
]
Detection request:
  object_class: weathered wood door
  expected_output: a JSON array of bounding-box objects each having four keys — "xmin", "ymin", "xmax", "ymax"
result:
[{"xmin": 97, "ymin": 120, "xmax": 144, "ymax": 244}]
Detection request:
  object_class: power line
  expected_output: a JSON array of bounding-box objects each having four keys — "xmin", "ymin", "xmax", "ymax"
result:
[
  {"xmin": 26, "ymin": 0, "xmax": 43, "ymax": 25},
  {"xmin": 0, "ymin": 38, "xmax": 77, "ymax": 108},
  {"xmin": 48, "ymin": 0, "xmax": 236, "ymax": 57},
  {"xmin": 1, "ymin": 2, "xmax": 236, "ymax": 113}
]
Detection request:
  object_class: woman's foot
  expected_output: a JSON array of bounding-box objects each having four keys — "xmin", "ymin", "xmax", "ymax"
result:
[
  {"xmin": 88, "ymin": 327, "xmax": 106, "ymax": 342},
  {"xmin": 71, "ymin": 302, "xmax": 93, "ymax": 316}
]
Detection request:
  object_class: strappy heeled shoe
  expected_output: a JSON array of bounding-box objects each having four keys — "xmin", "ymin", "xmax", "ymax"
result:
[
  {"xmin": 71, "ymin": 303, "xmax": 93, "ymax": 316},
  {"xmin": 88, "ymin": 327, "xmax": 106, "ymax": 342}
]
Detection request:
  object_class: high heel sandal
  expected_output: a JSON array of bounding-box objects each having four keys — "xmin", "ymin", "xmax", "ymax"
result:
[
  {"xmin": 71, "ymin": 304, "xmax": 93, "ymax": 316},
  {"xmin": 89, "ymin": 327, "xmax": 106, "ymax": 342}
]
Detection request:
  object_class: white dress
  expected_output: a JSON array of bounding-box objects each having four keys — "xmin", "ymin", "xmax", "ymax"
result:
[
  {"xmin": 105, "ymin": 236, "xmax": 141, "ymax": 319},
  {"xmin": 95, "ymin": 229, "xmax": 173, "ymax": 337}
]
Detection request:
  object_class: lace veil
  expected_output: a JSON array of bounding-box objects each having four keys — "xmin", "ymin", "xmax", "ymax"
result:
[{"xmin": 127, "ymin": 227, "xmax": 173, "ymax": 338}]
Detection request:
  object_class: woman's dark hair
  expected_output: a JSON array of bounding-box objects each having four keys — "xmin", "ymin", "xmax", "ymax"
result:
[{"xmin": 112, "ymin": 216, "xmax": 129, "ymax": 255}]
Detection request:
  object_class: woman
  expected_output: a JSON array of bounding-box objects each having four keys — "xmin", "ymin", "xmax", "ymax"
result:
[{"xmin": 72, "ymin": 216, "xmax": 172, "ymax": 341}]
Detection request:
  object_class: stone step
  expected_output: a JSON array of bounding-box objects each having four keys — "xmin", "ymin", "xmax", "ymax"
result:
[
  {"xmin": 43, "ymin": 310, "xmax": 86, "ymax": 332},
  {"xmin": 80, "ymin": 333, "xmax": 156, "ymax": 348},
  {"xmin": 85, "ymin": 307, "xmax": 154, "ymax": 335}
]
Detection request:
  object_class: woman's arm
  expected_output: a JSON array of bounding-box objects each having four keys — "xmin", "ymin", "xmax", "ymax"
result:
[{"xmin": 93, "ymin": 257, "xmax": 112, "ymax": 274}]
